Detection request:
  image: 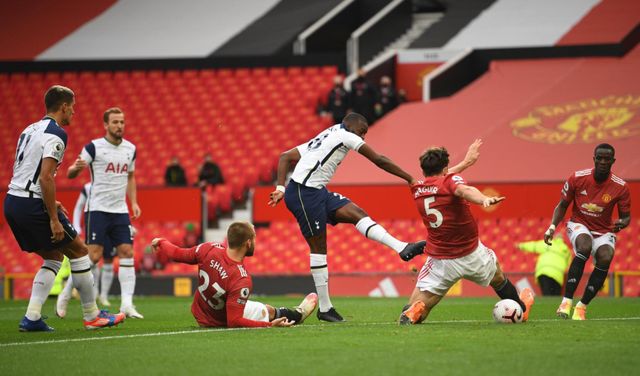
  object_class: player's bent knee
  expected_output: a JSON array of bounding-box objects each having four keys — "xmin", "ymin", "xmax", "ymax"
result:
[
  {"xmin": 117, "ymin": 246, "xmax": 134, "ymax": 258},
  {"xmin": 595, "ymin": 247, "xmax": 614, "ymax": 265}
]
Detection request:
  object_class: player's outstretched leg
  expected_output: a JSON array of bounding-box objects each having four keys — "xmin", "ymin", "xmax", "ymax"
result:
[
  {"xmin": 518, "ymin": 287, "xmax": 535, "ymax": 322},
  {"xmin": 399, "ymin": 241, "xmax": 426, "ymax": 262},
  {"xmin": 19, "ymin": 259, "xmax": 61, "ymax": 332},
  {"xmin": 398, "ymin": 301, "xmax": 426, "ymax": 325},
  {"xmin": 295, "ymin": 292, "xmax": 318, "ymax": 324},
  {"xmin": 355, "ymin": 217, "xmax": 426, "ymax": 261}
]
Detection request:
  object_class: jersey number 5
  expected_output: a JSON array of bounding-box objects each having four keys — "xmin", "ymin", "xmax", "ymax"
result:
[
  {"xmin": 423, "ymin": 196, "xmax": 443, "ymax": 228},
  {"xmin": 198, "ymin": 270, "xmax": 226, "ymax": 310}
]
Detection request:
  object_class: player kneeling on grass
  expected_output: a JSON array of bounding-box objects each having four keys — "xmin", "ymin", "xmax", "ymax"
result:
[
  {"xmin": 151, "ymin": 221, "xmax": 317, "ymax": 328},
  {"xmin": 398, "ymin": 145, "xmax": 534, "ymax": 325}
]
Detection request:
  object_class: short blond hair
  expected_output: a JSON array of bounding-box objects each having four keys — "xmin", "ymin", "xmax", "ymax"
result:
[
  {"xmin": 227, "ymin": 222, "xmax": 255, "ymax": 249},
  {"xmin": 103, "ymin": 107, "xmax": 124, "ymax": 123}
]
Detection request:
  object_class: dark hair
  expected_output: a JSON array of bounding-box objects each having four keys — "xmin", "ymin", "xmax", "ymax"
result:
[
  {"xmin": 594, "ymin": 143, "xmax": 615, "ymax": 157},
  {"xmin": 227, "ymin": 222, "xmax": 255, "ymax": 249},
  {"xmin": 103, "ymin": 107, "xmax": 124, "ymax": 123},
  {"xmin": 342, "ymin": 112, "xmax": 368, "ymax": 126},
  {"xmin": 419, "ymin": 147, "xmax": 449, "ymax": 176},
  {"xmin": 44, "ymin": 85, "xmax": 74, "ymax": 112}
]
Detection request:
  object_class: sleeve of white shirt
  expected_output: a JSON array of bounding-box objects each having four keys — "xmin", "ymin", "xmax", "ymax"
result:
[
  {"xmin": 42, "ymin": 134, "xmax": 65, "ymax": 162},
  {"xmin": 129, "ymin": 147, "xmax": 136, "ymax": 172},
  {"xmin": 341, "ymin": 131, "xmax": 365, "ymax": 151},
  {"xmin": 79, "ymin": 143, "xmax": 94, "ymax": 164},
  {"xmin": 72, "ymin": 189, "xmax": 87, "ymax": 233}
]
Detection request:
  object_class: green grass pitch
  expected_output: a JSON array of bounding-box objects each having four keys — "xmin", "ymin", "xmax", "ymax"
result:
[{"xmin": 1, "ymin": 296, "xmax": 639, "ymax": 375}]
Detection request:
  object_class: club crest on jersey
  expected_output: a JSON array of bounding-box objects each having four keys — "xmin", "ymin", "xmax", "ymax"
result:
[
  {"xmin": 240, "ymin": 288, "xmax": 250, "ymax": 298},
  {"xmin": 105, "ymin": 162, "xmax": 128, "ymax": 174},
  {"xmin": 602, "ymin": 193, "xmax": 612, "ymax": 203}
]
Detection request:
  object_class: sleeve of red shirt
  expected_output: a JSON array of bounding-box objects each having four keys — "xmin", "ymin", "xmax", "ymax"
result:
[
  {"xmin": 155, "ymin": 239, "xmax": 201, "ymax": 265},
  {"xmin": 225, "ymin": 286, "xmax": 271, "ymax": 328},
  {"xmin": 618, "ymin": 185, "xmax": 631, "ymax": 214},
  {"xmin": 561, "ymin": 174, "xmax": 575, "ymax": 202}
]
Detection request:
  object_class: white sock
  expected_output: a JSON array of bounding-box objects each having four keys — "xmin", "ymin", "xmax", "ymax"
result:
[
  {"xmin": 119, "ymin": 258, "xmax": 136, "ymax": 308},
  {"xmin": 310, "ymin": 254, "xmax": 332, "ymax": 312},
  {"xmin": 100, "ymin": 263, "xmax": 114, "ymax": 300},
  {"xmin": 356, "ymin": 217, "xmax": 407, "ymax": 253},
  {"xmin": 70, "ymin": 256, "xmax": 99, "ymax": 321},
  {"xmin": 25, "ymin": 260, "xmax": 61, "ymax": 321},
  {"xmin": 90, "ymin": 262, "xmax": 99, "ymax": 298}
]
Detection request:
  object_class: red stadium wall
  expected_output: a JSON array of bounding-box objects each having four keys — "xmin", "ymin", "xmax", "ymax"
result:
[{"xmin": 253, "ymin": 182, "xmax": 640, "ymax": 222}]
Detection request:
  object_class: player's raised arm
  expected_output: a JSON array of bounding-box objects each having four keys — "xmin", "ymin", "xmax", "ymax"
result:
[
  {"xmin": 269, "ymin": 148, "xmax": 301, "ymax": 207},
  {"xmin": 544, "ymin": 199, "xmax": 570, "ymax": 245},
  {"xmin": 454, "ymin": 183, "xmax": 505, "ymax": 207},
  {"xmin": 358, "ymin": 144, "xmax": 415, "ymax": 185},
  {"xmin": 151, "ymin": 238, "xmax": 199, "ymax": 264},
  {"xmin": 449, "ymin": 139, "xmax": 482, "ymax": 174}
]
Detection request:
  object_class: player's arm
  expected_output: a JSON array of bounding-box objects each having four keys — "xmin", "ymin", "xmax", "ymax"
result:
[
  {"xmin": 40, "ymin": 157, "xmax": 64, "ymax": 242},
  {"xmin": 544, "ymin": 199, "xmax": 570, "ymax": 245},
  {"xmin": 127, "ymin": 171, "xmax": 141, "ymax": 219},
  {"xmin": 454, "ymin": 183, "xmax": 505, "ymax": 207},
  {"xmin": 67, "ymin": 157, "xmax": 88, "ymax": 179},
  {"xmin": 268, "ymin": 148, "xmax": 301, "ymax": 207},
  {"xmin": 225, "ymin": 290, "xmax": 292, "ymax": 328},
  {"xmin": 448, "ymin": 139, "xmax": 482, "ymax": 174},
  {"xmin": 613, "ymin": 186, "xmax": 631, "ymax": 233},
  {"xmin": 358, "ymin": 144, "xmax": 416, "ymax": 184},
  {"xmin": 150, "ymin": 238, "xmax": 199, "ymax": 264},
  {"xmin": 613, "ymin": 211, "xmax": 630, "ymax": 233}
]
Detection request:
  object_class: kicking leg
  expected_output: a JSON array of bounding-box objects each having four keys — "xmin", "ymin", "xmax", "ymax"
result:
[
  {"xmin": 490, "ymin": 261, "xmax": 533, "ymax": 321},
  {"xmin": 335, "ymin": 203, "xmax": 425, "ymax": 261}
]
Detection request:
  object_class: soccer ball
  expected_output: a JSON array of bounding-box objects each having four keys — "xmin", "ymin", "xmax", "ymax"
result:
[{"xmin": 492, "ymin": 299, "xmax": 523, "ymax": 323}]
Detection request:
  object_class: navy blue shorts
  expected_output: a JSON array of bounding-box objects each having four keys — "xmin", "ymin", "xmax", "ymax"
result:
[
  {"xmin": 284, "ymin": 180, "xmax": 351, "ymax": 238},
  {"xmin": 101, "ymin": 236, "xmax": 116, "ymax": 259},
  {"xmin": 85, "ymin": 211, "xmax": 133, "ymax": 249},
  {"xmin": 4, "ymin": 194, "xmax": 78, "ymax": 252}
]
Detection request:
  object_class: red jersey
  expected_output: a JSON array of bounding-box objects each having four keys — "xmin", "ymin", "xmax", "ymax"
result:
[
  {"xmin": 562, "ymin": 168, "xmax": 631, "ymax": 234},
  {"xmin": 411, "ymin": 173, "xmax": 478, "ymax": 259},
  {"xmin": 155, "ymin": 240, "xmax": 270, "ymax": 328}
]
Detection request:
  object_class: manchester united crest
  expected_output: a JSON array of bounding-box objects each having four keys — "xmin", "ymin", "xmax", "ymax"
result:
[
  {"xmin": 602, "ymin": 193, "xmax": 612, "ymax": 203},
  {"xmin": 510, "ymin": 95, "xmax": 640, "ymax": 144}
]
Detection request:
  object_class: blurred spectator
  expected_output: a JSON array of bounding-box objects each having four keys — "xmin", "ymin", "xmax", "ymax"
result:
[
  {"xmin": 349, "ymin": 68, "xmax": 377, "ymax": 124},
  {"xmin": 197, "ymin": 153, "xmax": 224, "ymax": 189},
  {"xmin": 183, "ymin": 222, "xmax": 200, "ymax": 248},
  {"xmin": 375, "ymin": 76, "xmax": 399, "ymax": 120},
  {"xmin": 165, "ymin": 156, "xmax": 187, "ymax": 186},
  {"xmin": 397, "ymin": 89, "xmax": 408, "ymax": 105},
  {"xmin": 517, "ymin": 236, "xmax": 571, "ymax": 296},
  {"xmin": 325, "ymin": 75, "xmax": 349, "ymax": 124},
  {"xmin": 140, "ymin": 246, "xmax": 157, "ymax": 274}
]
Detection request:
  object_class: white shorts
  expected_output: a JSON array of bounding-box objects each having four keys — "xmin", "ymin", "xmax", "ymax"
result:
[
  {"xmin": 566, "ymin": 221, "xmax": 616, "ymax": 261},
  {"xmin": 243, "ymin": 300, "xmax": 270, "ymax": 322},
  {"xmin": 416, "ymin": 242, "xmax": 497, "ymax": 296}
]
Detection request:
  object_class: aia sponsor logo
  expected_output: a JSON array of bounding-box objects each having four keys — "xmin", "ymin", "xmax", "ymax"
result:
[
  {"xmin": 105, "ymin": 162, "xmax": 128, "ymax": 174},
  {"xmin": 510, "ymin": 95, "xmax": 640, "ymax": 144}
]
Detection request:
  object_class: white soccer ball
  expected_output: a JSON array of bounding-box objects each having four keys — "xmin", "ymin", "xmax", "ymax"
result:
[{"xmin": 492, "ymin": 299, "xmax": 523, "ymax": 324}]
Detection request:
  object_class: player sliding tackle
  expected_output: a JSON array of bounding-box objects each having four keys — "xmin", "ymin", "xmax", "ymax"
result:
[
  {"xmin": 399, "ymin": 144, "xmax": 534, "ymax": 324},
  {"xmin": 268, "ymin": 113, "xmax": 482, "ymax": 322},
  {"xmin": 151, "ymin": 222, "xmax": 317, "ymax": 328}
]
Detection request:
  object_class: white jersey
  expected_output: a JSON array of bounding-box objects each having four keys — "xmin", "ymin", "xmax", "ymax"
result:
[
  {"xmin": 290, "ymin": 124, "xmax": 365, "ymax": 189},
  {"xmin": 72, "ymin": 182, "xmax": 91, "ymax": 232},
  {"xmin": 80, "ymin": 137, "xmax": 136, "ymax": 214},
  {"xmin": 8, "ymin": 117, "xmax": 67, "ymax": 197}
]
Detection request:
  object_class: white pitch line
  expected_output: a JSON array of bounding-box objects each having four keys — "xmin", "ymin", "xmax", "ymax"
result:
[{"xmin": 1, "ymin": 316, "xmax": 639, "ymax": 348}]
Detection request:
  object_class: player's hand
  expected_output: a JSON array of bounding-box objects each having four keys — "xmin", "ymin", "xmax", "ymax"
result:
[
  {"xmin": 50, "ymin": 219, "xmax": 64, "ymax": 242},
  {"xmin": 56, "ymin": 200, "xmax": 69, "ymax": 216},
  {"xmin": 130, "ymin": 225, "xmax": 138, "ymax": 238},
  {"xmin": 270, "ymin": 317, "xmax": 294, "ymax": 327},
  {"xmin": 268, "ymin": 190, "xmax": 284, "ymax": 207},
  {"xmin": 150, "ymin": 238, "xmax": 165, "ymax": 250},
  {"xmin": 71, "ymin": 157, "xmax": 87, "ymax": 170},
  {"xmin": 464, "ymin": 139, "xmax": 483, "ymax": 165},
  {"xmin": 482, "ymin": 196, "xmax": 505, "ymax": 208},
  {"xmin": 544, "ymin": 225, "xmax": 555, "ymax": 245},
  {"xmin": 612, "ymin": 219, "xmax": 627, "ymax": 233},
  {"xmin": 131, "ymin": 203, "xmax": 141, "ymax": 219}
]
